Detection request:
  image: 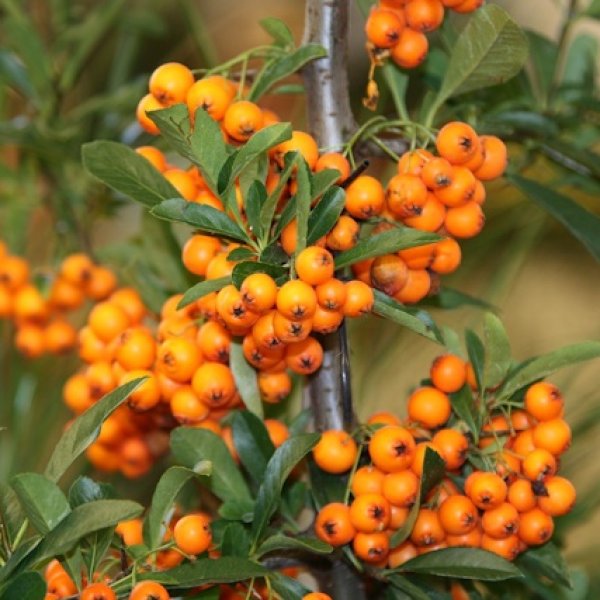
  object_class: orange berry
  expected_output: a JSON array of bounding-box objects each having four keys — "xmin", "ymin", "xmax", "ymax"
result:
[
  {"xmin": 532, "ymin": 419, "xmax": 571, "ymax": 456},
  {"xmin": 353, "ymin": 531, "xmax": 390, "ymax": 563},
  {"xmin": 135, "ymin": 146, "xmax": 167, "ymax": 172},
  {"xmin": 473, "ymin": 135, "xmax": 508, "ymax": 181},
  {"xmin": 285, "ymin": 336, "xmax": 323, "ymax": 375},
  {"xmin": 444, "ymin": 201, "xmax": 485, "ymax": 238},
  {"xmin": 537, "ymin": 476, "xmax": 576, "ymax": 517},
  {"xmin": 430, "ymin": 354, "xmax": 466, "ymax": 393},
  {"xmin": 157, "ymin": 338, "xmax": 202, "ymax": 383},
  {"xmin": 507, "ymin": 479, "xmax": 537, "ymax": 513},
  {"xmin": 115, "ymin": 327, "xmax": 156, "ymax": 371},
  {"xmin": 390, "ymin": 28, "xmax": 429, "ymax": 69},
  {"xmin": 382, "ymin": 470, "xmax": 419, "ymax": 507},
  {"xmin": 14, "ymin": 324, "xmax": 45, "ymax": 358},
  {"xmin": 518, "ymin": 508, "xmax": 554, "ymax": 546},
  {"xmin": 191, "ymin": 362, "xmax": 236, "ymax": 408},
  {"xmin": 315, "ymin": 152, "xmax": 351, "ymax": 184},
  {"xmin": 432, "ymin": 428, "xmax": 468, "ymax": 470},
  {"xmin": 295, "ymin": 246, "xmax": 335, "ymax": 286},
  {"xmin": 525, "ymin": 382, "xmax": 564, "ymax": 422},
  {"xmin": 436, "ymin": 121, "xmax": 480, "ymax": 165},
  {"xmin": 136, "ymin": 93, "xmax": 165, "ymax": 135},
  {"xmin": 197, "ymin": 320, "xmax": 231, "ymax": 363},
  {"xmin": 388, "ymin": 540, "xmax": 418, "ymax": 568},
  {"xmin": 465, "ymin": 471, "xmax": 507, "ymax": 510},
  {"xmin": 240, "ymin": 273, "xmax": 278, "ymax": 313},
  {"xmin": 431, "ymin": 238, "xmax": 461, "ymax": 274},
  {"xmin": 315, "ymin": 503, "xmax": 356, "ymax": 546},
  {"xmin": 386, "ymin": 174, "xmax": 428, "ymax": 219},
  {"xmin": 369, "ymin": 254, "xmax": 408, "ymax": 296},
  {"xmin": 438, "ymin": 495, "xmax": 478, "ymax": 535},
  {"xmin": 405, "ymin": 0, "xmax": 445, "ymax": 32},
  {"xmin": 407, "ymin": 386, "xmax": 451, "ymax": 429},
  {"xmin": 393, "ymin": 268, "xmax": 431, "ymax": 304},
  {"xmin": 182, "ymin": 235, "xmax": 221, "ymax": 276},
  {"xmin": 129, "ymin": 581, "xmax": 170, "ymax": 600},
  {"xmin": 276, "ymin": 280, "xmax": 317, "ymax": 321},
  {"xmin": 352, "ymin": 465, "xmax": 385, "ymax": 497},
  {"xmin": 481, "ymin": 533, "xmax": 521, "ymax": 560},
  {"xmin": 149, "ymin": 62, "xmax": 194, "ymax": 106},
  {"xmin": 81, "ymin": 583, "xmax": 116, "ymax": 600},
  {"xmin": 43, "ymin": 320, "xmax": 77, "ymax": 354},
  {"xmin": 481, "ymin": 502, "xmax": 520, "ymax": 539},
  {"xmin": 326, "ymin": 215, "xmax": 360, "ymax": 251},
  {"xmin": 313, "ymin": 430, "xmax": 358, "ymax": 474},
  {"xmin": 343, "ymin": 280, "xmax": 374, "ymax": 317},
  {"xmin": 258, "ymin": 370, "xmax": 292, "ymax": 403},
  {"xmin": 522, "ymin": 448, "xmax": 557, "ymax": 482},
  {"xmin": 264, "ymin": 419, "xmax": 289, "ymax": 448},
  {"xmin": 186, "ymin": 76, "xmax": 234, "ymax": 122},
  {"xmin": 121, "ymin": 370, "xmax": 161, "ymax": 411},
  {"xmin": 410, "ymin": 508, "xmax": 446, "ymax": 547},
  {"xmin": 365, "ymin": 7, "xmax": 404, "ymax": 48},
  {"xmin": 223, "ymin": 100, "xmax": 264, "ymax": 141},
  {"xmin": 349, "ymin": 493, "xmax": 391, "ymax": 533},
  {"xmin": 368, "ymin": 426, "xmax": 416, "ymax": 473},
  {"xmin": 88, "ymin": 301, "xmax": 130, "ymax": 343},
  {"xmin": 345, "ymin": 176, "xmax": 385, "ymax": 219},
  {"xmin": 173, "ymin": 513, "xmax": 212, "ymax": 555},
  {"xmin": 274, "ymin": 131, "xmax": 319, "ymax": 170},
  {"xmin": 116, "ymin": 519, "xmax": 144, "ymax": 546},
  {"xmin": 170, "ymin": 387, "xmax": 209, "ymax": 424}
]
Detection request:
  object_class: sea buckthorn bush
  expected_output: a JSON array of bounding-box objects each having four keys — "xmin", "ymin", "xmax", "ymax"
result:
[{"xmin": 1, "ymin": 1, "xmax": 600, "ymax": 599}]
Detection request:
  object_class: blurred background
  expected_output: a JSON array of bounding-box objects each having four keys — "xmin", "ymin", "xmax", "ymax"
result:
[{"xmin": 1, "ymin": 0, "xmax": 599, "ymax": 595}]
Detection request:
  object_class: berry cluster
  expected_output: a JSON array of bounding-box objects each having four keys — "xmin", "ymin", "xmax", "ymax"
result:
[
  {"xmin": 365, "ymin": 0, "xmax": 483, "ymax": 70},
  {"xmin": 352, "ymin": 123, "xmax": 507, "ymax": 303},
  {"xmin": 0, "ymin": 243, "xmax": 116, "ymax": 358},
  {"xmin": 312, "ymin": 354, "xmax": 575, "ymax": 565}
]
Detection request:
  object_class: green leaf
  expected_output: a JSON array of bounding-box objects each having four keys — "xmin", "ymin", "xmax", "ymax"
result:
[
  {"xmin": 306, "ymin": 187, "xmax": 346, "ymax": 246},
  {"xmin": 450, "ymin": 385, "xmax": 480, "ymax": 444},
  {"xmin": 390, "ymin": 448, "xmax": 445, "ymax": 548},
  {"xmin": 0, "ymin": 50, "xmax": 36, "ymax": 100},
  {"xmin": 231, "ymin": 261, "xmax": 287, "ymax": 289},
  {"xmin": 539, "ymin": 139, "xmax": 600, "ymax": 181},
  {"xmin": 308, "ymin": 458, "xmax": 347, "ymax": 508},
  {"xmin": 373, "ymin": 292, "xmax": 443, "ymax": 344},
  {"xmin": 260, "ymin": 17, "xmax": 294, "ymax": 47},
  {"xmin": 147, "ymin": 104, "xmax": 196, "ymax": 164},
  {"xmin": 465, "ymin": 329, "xmax": 485, "ymax": 393},
  {"xmin": 310, "ymin": 169, "xmax": 342, "ymax": 202},
  {"xmin": 230, "ymin": 123, "xmax": 292, "ymax": 184},
  {"xmin": 45, "ymin": 379, "xmax": 145, "ymax": 482},
  {"xmin": 190, "ymin": 108, "xmax": 230, "ymax": 196},
  {"xmin": 178, "ymin": 276, "xmax": 231, "ymax": 310},
  {"xmin": 382, "ymin": 62, "xmax": 410, "ymax": 121},
  {"xmin": 251, "ymin": 433, "xmax": 320, "ymax": 544},
  {"xmin": 516, "ymin": 543, "xmax": 572, "ymax": 589},
  {"xmin": 82, "ymin": 141, "xmax": 180, "ymax": 208},
  {"xmin": 221, "ymin": 522, "xmax": 251, "ymax": 557},
  {"xmin": 482, "ymin": 312, "xmax": 512, "ymax": 390},
  {"xmin": 171, "ymin": 427, "xmax": 253, "ymax": 504},
  {"xmin": 228, "ymin": 247, "xmax": 255, "ymax": 262},
  {"xmin": 498, "ymin": 341, "xmax": 600, "ymax": 401},
  {"xmin": 0, "ymin": 538, "xmax": 41, "ymax": 585},
  {"xmin": 151, "ymin": 199, "xmax": 248, "ymax": 243},
  {"xmin": 435, "ymin": 5, "xmax": 528, "ymax": 104},
  {"xmin": 1, "ymin": 571, "xmax": 46, "ymax": 600},
  {"xmin": 561, "ymin": 34, "xmax": 598, "ymax": 93},
  {"xmin": 144, "ymin": 466, "xmax": 208, "ymax": 550},
  {"xmin": 140, "ymin": 557, "xmax": 267, "ymax": 587},
  {"xmin": 229, "ymin": 341, "xmax": 264, "ymax": 419},
  {"xmin": 256, "ymin": 534, "xmax": 332, "ymax": 558},
  {"xmin": 269, "ymin": 572, "xmax": 311, "ymax": 600},
  {"xmin": 584, "ymin": 0, "xmax": 600, "ymax": 18},
  {"xmin": 420, "ymin": 287, "xmax": 496, "ymax": 311},
  {"xmin": 509, "ymin": 175, "xmax": 600, "ymax": 261},
  {"xmin": 249, "ymin": 44, "xmax": 327, "ymax": 101},
  {"xmin": 0, "ymin": 484, "xmax": 26, "ymax": 546},
  {"xmin": 388, "ymin": 574, "xmax": 431, "ymax": 600},
  {"xmin": 260, "ymin": 151, "xmax": 299, "ymax": 238},
  {"xmin": 526, "ymin": 31, "xmax": 558, "ymax": 100},
  {"xmin": 246, "ymin": 181, "xmax": 267, "ymax": 240},
  {"xmin": 294, "ymin": 159, "xmax": 312, "ymax": 255},
  {"xmin": 218, "ymin": 499, "xmax": 255, "ymax": 522},
  {"xmin": 231, "ymin": 411, "xmax": 275, "ymax": 486},
  {"xmin": 25, "ymin": 500, "xmax": 142, "ymax": 570},
  {"xmin": 334, "ymin": 228, "xmax": 439, "ymax": 269},
  {"xmin": 11, "ymin": 473, "xmax": 70, "ymax": 535},
  {"xmin": 397, "ymin": 548, "xmax": 522, "ymax": 581}
]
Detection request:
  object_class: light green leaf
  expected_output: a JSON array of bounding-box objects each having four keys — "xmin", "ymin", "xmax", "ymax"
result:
[
  {"xmin": 144, "ymin": 466, "xmax": 208, "ymax": 550},
  {"xmin": 170, "ymin": 427, "xmax": 253, "ymax": 504},
  {"xmin": 11, "ymin": 473, "xmax": 70, "ymax": 534},
  {"xmin": 249, "ymin": 44, "xmax": 327, "ymax": 101},
  {"xmin": 45, "ymin": 379, "xmax": 145, "ymax": 482},
  {"xmin": 178, "ymin": 276, "xmax": 231, "ymax": 310},
  {"xmin": 334, "ymin": 228, "xmax": 439, "ymax": 269},
  {"xmin": 483, "ymin": 312, "xmax": 512, "ymax": 390},
  {"xmin": 221, "ymin": 522, "xmax": 251, "ymax": 557},
  {"xmin": 498, "ymin": 341, "xmax": 600, "ymax": 401},
  {"xmin": 230, "ymin": 341, "xmax": 264, "ymax": 419},
  {"xmin": 82, "ymin": 141, "xmax": 180, "ymax": 208},
  {"xmin": 259, "ymin": 17, "xmax": 294, "ymax": 47},
  {"xmin": 294, "ymin": 158, "xmax": 312, "ymax": 255},
  {"xmin": 373, "ymin": 291, "xmax": 443, "ymax": 344},
  {"xmin": 436, "ymin": 5, "xmax": 528, "ymax": 104}
]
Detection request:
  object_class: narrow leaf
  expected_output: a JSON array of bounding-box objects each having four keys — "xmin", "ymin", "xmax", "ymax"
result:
[
  {"xmin": 144, "ymin": 466, "xmax": 206, "ymax": 550},
  {"xmin": 256, "ymin": 534, "xmax": 332, "ymax": 558},
  {"xmin": 388, "ymin": 574, "xmax": 431, "ymax": 600},
  {"xmin": 45, "ymin": 379, "xmax": 145, "ymax": 482},
  {"xmin": 334, "ymin": 228, "xmax": 439, "ymax": 269},
  {"xmin": 82, "ymin": 141, "xmax": 180, "ymax": 207},
  {"xmin": 249, "ymin": 44, "xmax": 327, "ymax": 101},
  {"xmin": 516, "ymin": 543, "xmax": 572, "ymax": 589},
  {"xmin": 509, "ymin": 174, "xmax": 600, "ymax": 261},
  {"xmin": 465, "ymin": 330, "xmax": 485, "ymax": 394},
  {"xmin": 170, "ymin": 427, "xmax": 253, "ymax": 504},
  {"xmin": 498, "ymin": 341, "xmax": 600, "ymax": 401},
  {"xmin": 259, "ymin": 17, "xmax": 294, "ymax": 47},
  {"xmin": 306, "ymin": 187, "xmax": 346, "ymax": 245},
  {"xmin": 294, "ymin": 159, "xmax": 312, "ymax": 255},
  {"xmin": 482, "ymin": 312, "xmax": 512, "ymax": 390},
  {"xmin": 151, "ymin": 198, "xmax": 249, "ymax": 243},
  {"xmin": 246, "ymin": 181, "xmax": 267, "ymax": 240},
  {"xmin": 373, "ymin": 291, "xmax": 443, "ymax": 344},
  {"xmin": 230, "ymin": 341, "xmax": 264, "ymax": 419},
  {"xmin": 1, "ymin": 571, "xmax": 46, "ymax": 600},
  {"xmin": 11, "ymin": 474, "xmax": 70, "ymax": 534},
  {"xmin": 251, "ymin": 433, "xmax": 320, "ymax": 544},
  {"xmin": 231, "ymin": 411, "xmax": 275, "ymax": 486},
  {"xmin": 397, "ymin": 547, "xmax": 522, "ymax": 581},
  {"xmin": 178, "ymin": 276, "xmax": 231, "ymax": 310},
  {"xmin": 450, "ymin": 385, "xmax": 480, "ymax": 444}
]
